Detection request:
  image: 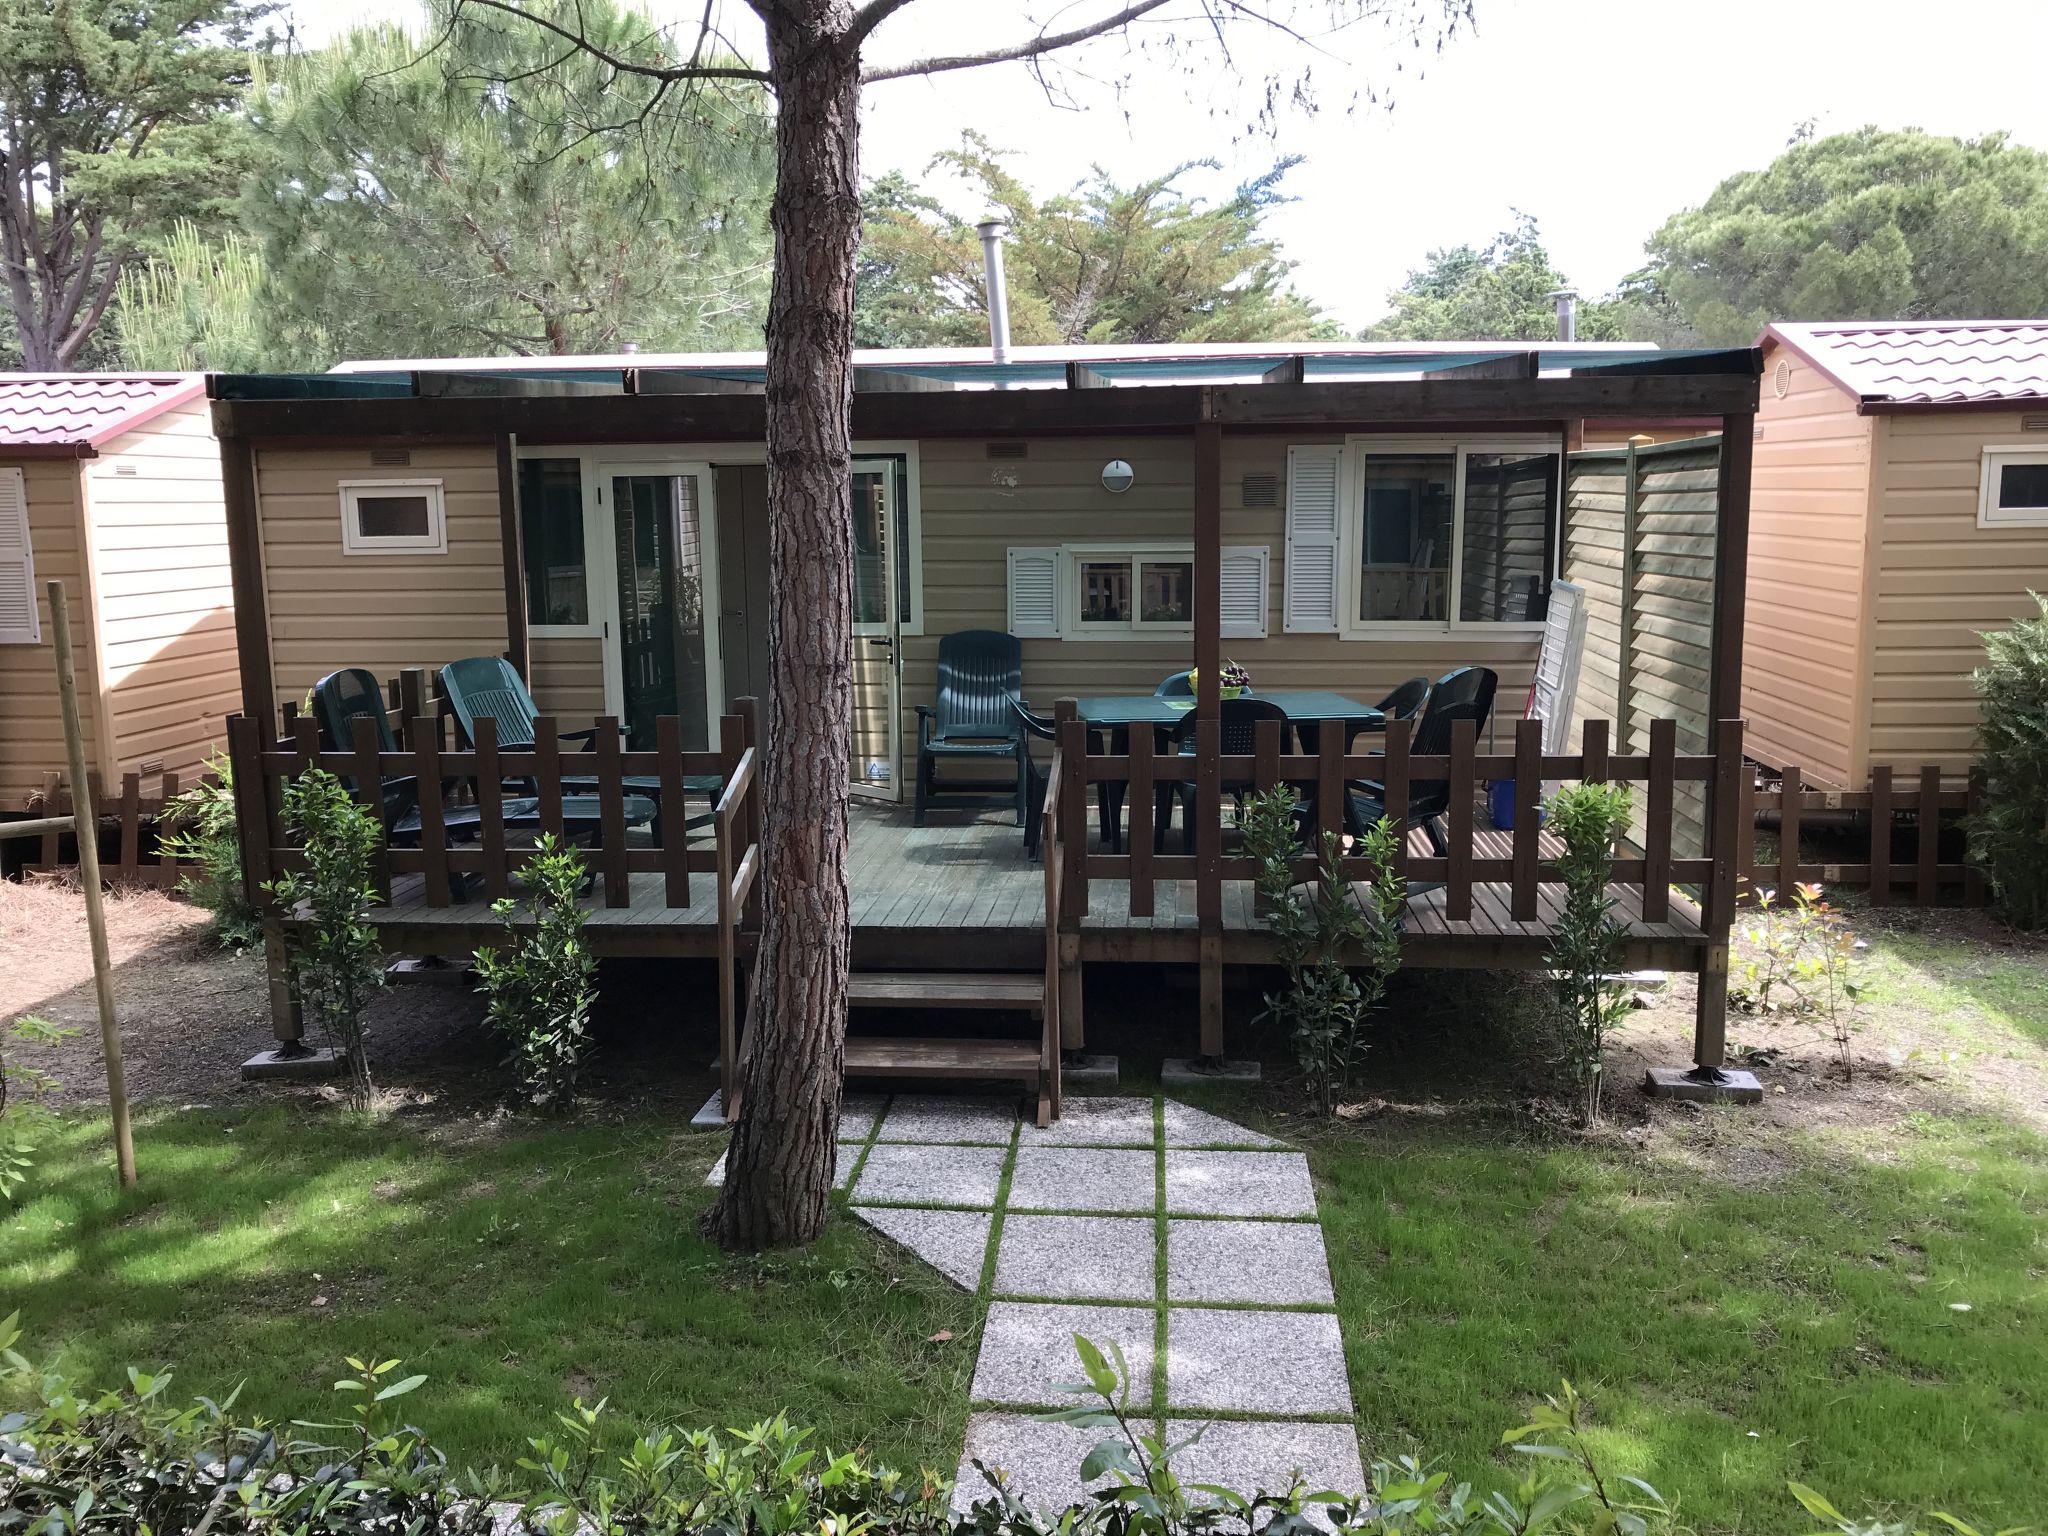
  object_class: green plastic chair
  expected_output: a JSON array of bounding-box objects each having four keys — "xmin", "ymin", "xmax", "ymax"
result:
[
  {"xmin": 439, "ymin": 655, "xmax": 717, "ymax": 837},
  {"xmin": 914, "ymin": 630, "xmax": 1025, "ymax": 827},
  {"xmin": 311, "ymin": 667, "xmax": 655, "ymax": 850}
]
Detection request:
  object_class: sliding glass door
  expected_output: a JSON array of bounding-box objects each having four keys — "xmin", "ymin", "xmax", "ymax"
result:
[{"xmin": 597, "ymin": 461, "xmax": 718, "ymax": 752}]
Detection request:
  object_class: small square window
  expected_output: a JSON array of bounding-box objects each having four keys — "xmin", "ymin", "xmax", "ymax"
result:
[
  {"xmin": 1979, "ymin": 449, "xmax": 2048, "ymax": 527},
  {"xmin": 1137, "ymin": 559, "xmax": 1193, "ymax": 625},
  {"xmin": 340, "ymin": 479, "xmax": 447, "ymax": 554},
  {"xmin": 1079, "ymin": 559, "xmax": 1132, "ymax": 624}
]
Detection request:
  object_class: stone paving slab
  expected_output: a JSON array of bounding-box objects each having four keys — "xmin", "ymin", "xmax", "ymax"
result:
[
  {"xmin": 1007, "ymin": 1147, "xmax": 1157, "ymax": 1214},
  {"xmin": 875, "ymin": 1095, "xmax": 1019, "ymax": 1145},
  {"xmin": 1164, "ymin": 1150, "xmax": 1316, "ymax": 1217},
  {"xmin": 853, "ymin": 1142, "xmax": 1007, "ymax": 1207},
  {"xmin": 953, "ymin": 1414, "xmax": 1119, "ymax": 1516},
  {"xmin": 1167, "ymin": 1219, "xmax": 1334, "ymax": 1305},
  {"xmin": 972, "ymin": 1301, "xmax": 1156, "ymax": 1408},
  {"xmin": 1161, "ymin": 1101, "xmax": 1285, "ymax": 1148},
  {"xmin": 1166, "ymin": 1308, "xmax": 1352, "ymax": 1414},
  {"xmin": 854, "ymin": 1207, "xmax": 992, "ymax": 1291},
  {"xmin": 995, "ymin": 1215, "xmax": 1155, "ymax": 1301},
  {"xmin": 1165, "ymin": 1419, "xmax": 1366, "ymax": 1502},
  {"xmin": 706, "ymin": 1144, "xmax": 857, "ymax": 1188},
  {"xmin": 692, "ymin": 1092, "xmax": 887, "ymax": 1141},
  {"xmin": 1016, "ymin": 1096, "xmax": 1158, "ymax": 1148}
]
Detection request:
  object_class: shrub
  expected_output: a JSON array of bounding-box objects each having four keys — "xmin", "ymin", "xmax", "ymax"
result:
[
  {"xmin": 1545, "ymin": 782, "xmax": 1634, "ymax": 1126},
  {"xmin": 1970, "ymin": 593, "xmax": 2048, "ymax": 928},
  {"xmin": 1734, "ymin": 881, "xmax": 1863, "ymax": 1080},
  {"xmin": 159, "ymin": 751, "xmax": 261, "ymax": 949},
  {"xmin": 0, "ymin": 1321, "xmax": 2016, "ymax": 1536},
  {"xmin": 1240, "ymin": 788, "xmax": 1404, "ymax": 1116},
  {"xmin": 474, "ymin": 835, "xmax": 597, "ymax": 1113},
  {"xmin": 268, "ymin": 769, "xmax": 385, "ymax": 1110},
  {"xmin": 0, "ymin": 1014, "xmax": 72, "ymax": 1204}
]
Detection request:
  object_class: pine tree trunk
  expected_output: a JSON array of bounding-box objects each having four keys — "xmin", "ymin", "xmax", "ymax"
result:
[{"xmin": 700, "ymin": 2, "xmax": 860, "ymax": 1251}]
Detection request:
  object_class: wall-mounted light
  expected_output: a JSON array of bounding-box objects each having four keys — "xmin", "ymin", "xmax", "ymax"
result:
[{"xmin": 1101, "ymin": 459, "xmax": 1135, "ymax": 494}]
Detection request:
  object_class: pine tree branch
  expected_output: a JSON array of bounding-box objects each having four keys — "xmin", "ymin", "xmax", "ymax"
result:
[
  {"xmin": 861, "ymin": 0, "xmax": 1176, "ymax": 84},
  {"xmin": 451, "ymin": 0, "xmax": 772, "ymax": 82}
]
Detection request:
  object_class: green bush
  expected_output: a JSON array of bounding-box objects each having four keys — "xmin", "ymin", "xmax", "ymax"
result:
[
  {"xmin": 1970, "ymin": 594, "xmax": 2048, "ymax": 928},
  {"xmin": 159, "ymin": 752, "xmax": 261, "ymax": 950},
  {"xmin": 0, "ymin": 1015, "xmax": 71, "ymax": 1204},
  {"xmin": 1240, "ymin": 788, "xmax": 1403, "ymax": 1117},
  {"xmin": 0, "ymin": 1319, "xmax": 2015, "ymax": 1536},
  {"xmin": 1544, "ymin": 782, "xmax": 1634, "ymax": 1125},
  {"xmin": 267, "ymin": 769, "xmax": 386, "ymax": 1110},
  {"xmin": 474, "ymin": 835, "xmax": 597, "ymax": 1113}
]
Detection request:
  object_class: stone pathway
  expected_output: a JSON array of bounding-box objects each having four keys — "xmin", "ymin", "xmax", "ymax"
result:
[{"xmin": 707, "ymin": 1092, "xmax": 1363, "ymax": 1512}]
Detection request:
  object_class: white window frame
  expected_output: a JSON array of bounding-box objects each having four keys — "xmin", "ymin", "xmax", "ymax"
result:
[
  {"xmin": 1063, "ymin": 541, "xmax": 1194, "ymax": 638},
  {"xmin": 1978, "ymin": 446, "xmax": 2048, "ymax": 528},
  {"xmin": 514, "ymin": 454, "xmax": 603, "ymax": 639},
  {"xmin": 1336, "ymin": 434, "xmax": 1563, "ymax": 639},
  {"xmin": 339, "ymin": 478, "xmax": 447, "ymax": 555}
]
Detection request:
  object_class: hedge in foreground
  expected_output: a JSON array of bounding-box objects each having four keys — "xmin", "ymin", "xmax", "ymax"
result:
[{"xmin": 0, "ymin": 1319, "xmax": 2019, "ymax": 1536}]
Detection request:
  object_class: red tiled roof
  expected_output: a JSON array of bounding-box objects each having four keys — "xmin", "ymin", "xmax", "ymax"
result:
[
  {"xmin": 1764, "ymin": 321, "xmax": 2048, "ymax": 409},
  {"xmin": 0, "ymin": 372, "xmax": 206, "ymax": 452}
]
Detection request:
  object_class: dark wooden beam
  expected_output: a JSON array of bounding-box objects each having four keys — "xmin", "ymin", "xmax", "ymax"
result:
[
  {"xmin": 631, "ymin": 370, "xmax": 765, "ymax": 395},
  {"xmin": 1259, "ymin": 356, "xmax": 1305, "ymax": 385},
  {"xmin": 219, "ymin": 434, "xmax": 277, "ymax": 726},
  {"xmin": 212, "ymin": 371, "xmax": 1761, "ymax": 445},
  {"xmin": 1427, "ymin": 352, "xmax": 1539, "ymax": 381},
  {"xmin": 1709, "ymin": 411, "xmax": 1754, "ymax": 731},
  {"xmin": 496, "ymin": 432, "xmax": 530, "ymax": 682}
]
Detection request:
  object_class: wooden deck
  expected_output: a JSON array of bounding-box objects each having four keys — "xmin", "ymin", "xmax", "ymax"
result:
[{"xmin": 365, "ymin": 800, "xmax": 1708, "ymax": 970}]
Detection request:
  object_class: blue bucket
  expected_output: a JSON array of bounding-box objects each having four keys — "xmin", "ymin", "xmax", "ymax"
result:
[{"xmin": 1487, "ymin": 779, "xmax": 1517, "ymax": 831}]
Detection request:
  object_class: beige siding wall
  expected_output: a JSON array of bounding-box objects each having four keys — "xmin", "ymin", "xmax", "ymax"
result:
[
  {"xmin": 530, "ymin": 634, "xmax": 606, "ymax": 731},
  {"xmin": 85, "ymin": 399, "xmax": 236, "ymax": 785},
  {"xmin": 1742, "ymin": 341, "xmax": 1874, "ymax": 787},
  {"xmin": 1867, "ymin": 411, "xmax": 2048, "ymax": 779},
  {"xmin": 897, "ymin": 434, "xmax": 1540, "ymax": 788},
  {"xmin": 0, "ymin": 460, "xmax": 101, "ymax": 809},
  {"xmin": 256, "ymin": 444, "xmax": 508, "ymax": 725}
]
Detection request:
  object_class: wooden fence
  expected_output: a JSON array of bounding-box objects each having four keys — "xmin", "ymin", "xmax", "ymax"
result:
[
  {"xmin": 16, "ymin": 770, "xmax": 207, "ymax": 889},
  {"xmin": 1045, "ymin": 703, "xmax": 1745, "ymax": 935},
  {"xmin": 1742, "ymin": 765, "xmax": 1987, "ymax": 907}
]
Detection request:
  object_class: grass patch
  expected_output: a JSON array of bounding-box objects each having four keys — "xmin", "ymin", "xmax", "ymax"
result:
[
  {"xmin": 1308, "ymin": 1110, "xmax": 2048, "ymax": 1531},
  {"xmin": 0, "ymin": 1104, "xmax": 974, "ymax": 1473},
  {"xmin": 1855, "ymin": 931, "xmax": 2048, "ymax": 1049}
]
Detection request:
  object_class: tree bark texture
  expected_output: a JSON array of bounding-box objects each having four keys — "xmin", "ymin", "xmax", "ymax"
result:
[{"xmin": 700, "ymin": 1, "xmax": 861, "ymax": 1250}]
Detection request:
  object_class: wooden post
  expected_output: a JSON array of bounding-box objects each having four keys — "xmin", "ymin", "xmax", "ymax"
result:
[
  {"xmin": 46, "ymin": 579, "xmax": 135, "ymax": 1188},
  {"xmin": 1127, "ymin": 726, "xmax": 1154, "ymax": 918},
  {"xmin": 1054, "ymin": 699, "xmax": 1087, "ymax": 1052},
  {"xmin": 1511, "ymin": 716, "xmax": 1541, "ymax": 921},
  {"xmin": 1446, "ymin": 717, "xmax": 1475, "ymax": 921},
  {"xmin": 228, "ymin": 714, "xmax": 299, "ymax": 1047},
  {"xmin": 1917, "ymin": 766, "xmax": 1941, "ymax": 906},
  {"xmin": 1693, "ymin": 942, "xmax": 1730, "ymax": 1071},
  {"xmin": 1776, "ymin": 765, "xmax": 1801, "ymax": 898},
  {"xmin": 1193, "ymin": 417, "xmax": 1227, "ymax": 1063},
  {"xmin": 220, "ymin": 434, "xmax": 277, "ymax": 729},
  {"xmin": 1869, "ymin": 765, "xmax": 1892, "ymax": 906},
  {"xmin": 1708, "ymin": 413, "xmax": 1754, "ymax": 735},
  {"xmin": 495, "ymin": 432, "xmax": 531, "ymax": 682},
  {"xmin": 1643, "ymin": 718, "xmax": 1674, "ymax": 921}
]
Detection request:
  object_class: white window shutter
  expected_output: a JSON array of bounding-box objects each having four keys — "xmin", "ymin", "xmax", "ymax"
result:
[
  {"xmin": 1007, "ymin": 547, "xmax": 1062, "ymax": 638},
  {"xmin": 1283, "ymin": 446, "xmax": 1342, "ymax": 633},
  {"xmin": 0, "ymin": 467, "xmax": 37, "ymax": 644},
  {"xmin": 1220, "ymin": 545, "xmax": 1269, "ymax": 638}
]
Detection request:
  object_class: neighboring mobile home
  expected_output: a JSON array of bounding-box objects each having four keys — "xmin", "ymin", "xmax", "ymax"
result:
[
  {"xmin": 1746, "ymin": 320, "xmax": 2048, "ymax": 788},
  {"xmin": 0, "ymin": 374, "xmax": 237, "ymax": 813}
]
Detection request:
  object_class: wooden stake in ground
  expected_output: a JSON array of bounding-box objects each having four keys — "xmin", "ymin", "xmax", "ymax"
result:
[{"xmin": 46, "ymin": 578, "xmax": 136, "ymax": 1187}]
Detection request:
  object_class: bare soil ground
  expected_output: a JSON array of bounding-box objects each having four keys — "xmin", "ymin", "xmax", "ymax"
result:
[{"xmin": 7, "ymin": 874, "xmax": 2045, "ymax": 1147}]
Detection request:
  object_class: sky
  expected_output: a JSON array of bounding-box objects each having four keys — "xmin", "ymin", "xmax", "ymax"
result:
[{"xmin": 286, "ymin": 0, "xmax": 2048, "ymax": 333}]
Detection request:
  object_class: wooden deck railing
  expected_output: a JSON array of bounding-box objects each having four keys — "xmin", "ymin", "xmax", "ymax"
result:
[
  {"xmin": 1048, "ymin": 703, "xmax": 1746, "ymax": 935},
  {"xmin": 1743, "ymin": 765, "xmax": 1987, "ymax": 908},
  {"xmin": 17, "ymin": 769, "xmax": 206, "ymax": 888},
  {"xmin": 1039, "ymin": 743, "xmax": 1070, "ymax": 1081}
]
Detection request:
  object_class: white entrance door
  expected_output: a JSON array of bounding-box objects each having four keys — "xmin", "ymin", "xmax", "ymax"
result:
[
  {"xmin": 850, "ymin": 458, "xmax": 903, "ymax": 801},
  {"xmin": 593, "ymin": 459, "xmax": 722, "ymax": 752}
]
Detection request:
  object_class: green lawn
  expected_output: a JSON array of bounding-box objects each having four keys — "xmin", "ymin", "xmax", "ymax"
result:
[{"xmin": 0, "ymin": 1105, "xmax": 975, "ymax": 1475}]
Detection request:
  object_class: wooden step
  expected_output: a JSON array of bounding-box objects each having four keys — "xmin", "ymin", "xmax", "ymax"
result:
[
  {"xmin": 847, "ymin": 971, "xmax": 1043, "ymax": 1010},
  {"xmin": 844, "ymin": 1037, "xmax": 1044, "ymax": 1079}
]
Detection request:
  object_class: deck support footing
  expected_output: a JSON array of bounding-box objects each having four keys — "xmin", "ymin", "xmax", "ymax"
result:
[
  {"xmin": 1642, "ymin": 1065, "xmax": 1762, "ymax": 1105},
  {"xmin": 1162, "ymin": 1056, "xmax": 1261, "ymax": 1086},
  {"xmin": 241, "ymin": 1046, "xmax": 343, "ymax": 1082},
  {"xmin": 1061, "ymin": 1053, "xmax": 1119, "ymax": 1088}
]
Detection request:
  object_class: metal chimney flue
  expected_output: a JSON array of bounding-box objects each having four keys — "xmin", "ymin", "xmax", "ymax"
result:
[
  {"xmin": 976, "ymin": 217, "xmax": 1013, "ymax": 368},
  {"xmin": 1548, "ymin": 287, "xmax": 1578, "ymax": 344}
]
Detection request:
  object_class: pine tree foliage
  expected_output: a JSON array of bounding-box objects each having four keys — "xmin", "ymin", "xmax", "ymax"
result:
[
  {"xmin": 856, "ymin": 132, "xmax": 1337, "ymax": 348},
  {"xmin": 241, "ymin": 0, "xmax": 775, "ymax": 361}
]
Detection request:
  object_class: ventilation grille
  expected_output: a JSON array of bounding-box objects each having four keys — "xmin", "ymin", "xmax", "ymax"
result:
[
  {"xmin": 370, "ymin": 446, "xmax": 412, "ymax": 467},
  {"xmin": 985, "ymin": 441, "xmax": 1028, "ymax": 460},
  {"xmin": 1241, "ymin": 471, "xmax": 1280, "ymax": 508},
  {"xmin": 2024, "ymin": 414, "xmax": 2048, "ymax": 432}
]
